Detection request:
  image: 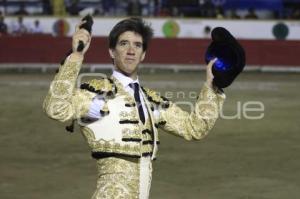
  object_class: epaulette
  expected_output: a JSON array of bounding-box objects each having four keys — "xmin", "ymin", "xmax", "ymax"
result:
[
  {"xmin": 80, "ymin": 77, "xmax": 117, "ymax": 97},
  {"xmin": 141, "ymin": 87, "xmax": 170, "ymax": 108}
]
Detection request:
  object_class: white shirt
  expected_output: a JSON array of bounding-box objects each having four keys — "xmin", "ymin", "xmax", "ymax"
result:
[{"xmin": 87, "ymin": 70, "xmax": 149, "ymax": 120}]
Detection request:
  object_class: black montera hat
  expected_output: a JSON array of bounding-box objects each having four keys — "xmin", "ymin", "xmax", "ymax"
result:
[{"xmin": 205, "ymin": 27, "xmax": 246, "ymax": 88}]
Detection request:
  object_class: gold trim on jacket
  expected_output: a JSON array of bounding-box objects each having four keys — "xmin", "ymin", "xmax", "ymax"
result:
[{"xmin": 43, "ymin": 58, "xmax": 225, "ymax": 160}]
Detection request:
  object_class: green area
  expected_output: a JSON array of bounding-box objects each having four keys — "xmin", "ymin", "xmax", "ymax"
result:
[{"xmin": 0, "ymin": 72, "xmax": 300, "ymax": 199}]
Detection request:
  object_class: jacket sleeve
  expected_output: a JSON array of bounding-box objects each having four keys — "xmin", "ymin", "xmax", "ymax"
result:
[
  {"xmin": 43, "ymin": 58, "xmax": 96, "ymax": 123},
  {"xmin": 158, "ymin": 83, "xmax": 225, "ymax": 140}
]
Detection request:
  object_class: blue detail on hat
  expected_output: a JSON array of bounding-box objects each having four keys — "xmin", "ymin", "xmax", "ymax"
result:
[{"xmin": 206, "ymin": 55, "xmax": 231, "ymax": 72}]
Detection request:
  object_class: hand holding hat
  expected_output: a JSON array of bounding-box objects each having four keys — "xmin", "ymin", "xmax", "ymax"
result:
[{"xmin": 205, "ymin": 27, "xmax": 246, "ymax": 89}]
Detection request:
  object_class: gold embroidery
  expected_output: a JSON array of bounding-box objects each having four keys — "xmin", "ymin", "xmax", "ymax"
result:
[
  {"xmin": 141, "ymin": 143, "xmax": 153, "ymax": 154},
  {"xmin": 83, "ymin": 78, "xmax": 115, "ymax": 94},
  {"xmin": 142, "ymin": 87, "xmax": 162, "ymax": 103},
  {"xmin": 81, "ymin": 127, "xmax": 141, "ymax": 156},
  {"xmin": 119, "ymin": 110, "xmax": 139, "ymax": 121},
  {"xmin": 160, "ymin": 83, "xmax": 225, "ymax": 141},
  {"xmin": 92, "ymin": 157, "xmax": 140, "ymax": 199},
  {"xmin": 94, "ymin": 79, "xmax": 112, "ymax": 91},
  {"xmin": 122, "ymin": 128, "xmax": 142, "ymax": 140},
  {"xmin": 43, "ymin": 60, "xmax": 96, "ymax": 122},
  {"xmin": 44, "ymin": 59, "xmax": 161, "ymax": 199}
]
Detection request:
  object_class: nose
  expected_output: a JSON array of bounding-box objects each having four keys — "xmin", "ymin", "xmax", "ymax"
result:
[{"xmin": 127, "ymin": 45, "xmax": 135, "ymax": 55}]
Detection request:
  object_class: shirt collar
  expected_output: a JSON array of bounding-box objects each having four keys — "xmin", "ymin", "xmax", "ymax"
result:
[{"xmin": 112, "ymin": 70, "xmax": 140, "ymax": 88}]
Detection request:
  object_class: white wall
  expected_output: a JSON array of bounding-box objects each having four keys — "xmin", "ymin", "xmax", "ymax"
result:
[{"xmin": 4, "ymin": 16, "xmax": 300, "ymax": 40}]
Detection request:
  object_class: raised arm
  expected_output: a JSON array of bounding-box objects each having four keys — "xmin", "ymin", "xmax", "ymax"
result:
[
  {"xmin": 158, "ymin": 59, "xmax": 226, "ymax": 140},
  {"xmin": 43, "ymin": 20, "xmax": 95, "ymax": 122}
]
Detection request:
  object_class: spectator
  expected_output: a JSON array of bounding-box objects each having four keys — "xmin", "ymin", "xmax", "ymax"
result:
[
  {"xmin": 0, "ymin": 8, "xmax": 4, "ymax": 16},
  {"xmin": 11, "ymin": 16, "xmax": 28, "ymax": 36},
  {"xmin": 0, "ymin": 15, "xmax": 8, "ymax": 36},
  {"xmin": 215, "ymin": 6, "xmax": 225, "ymax": 19},
  {"xmin": 290, "ymin": 8, "xmax": 300, "ymax": 19},
  {"xmin": 158, "ymin": 6, "xmax": 171, "ymax": 16},
  {"xmin": 127, "ymin": 0, "xmax": 142, "ymax": 16},
  {"xmin": 102, "ymin": 0, "xmax": 116, "ymax": 16},
  {"xmin": 245, "ymin": 8, "xmax": 258, "ymax": 19},
  {"xmin": 14, "ymin": 3, "xmax": 29, "ymax": 16},
  {"xmin": 30, "ymin": 19, "xmax": 43, "ymax": 34},
  {"xmin": 140, "ymin": 0, "xmax": 149, "ymax": 16},
  {"xmin": 228, "ymin": 9, "xmax": 240, "ymax": 19},
  {"xmin": 42, "ymin": 0, "xmax": 53, "ymax": 15},
  {"xmin": 272, "ymin": 10, "xmax": 281, "ymax": 19},
  {"xmin": 200, "ymin": 0, "xmax": 215, "ymax": 18},
  {"xmin": 148, "ymin": 0, "xmax": 156, "ymax": 16},
  {"xmin": 94, "ymin": 2, "xmax": 104, "ymax": 16},
  {"xmin": 114, "ymin": 0, "xmax": 128, "ymax": 16},
  {"xmin": 67, "ymin": 0, "xmax": 80, "ymax": 16},
  {"xmin": 171, "ymin": 6, "xmax": 180, "ymax": 17},
  {"xmin": 203, "ymin": 25, "xmax": 211, "ymax": 38}
]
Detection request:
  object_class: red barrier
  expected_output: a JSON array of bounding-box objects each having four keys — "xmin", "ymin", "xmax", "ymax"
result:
[{"xmin": 1, "ymin": 35, "xmax": 300, "ymax": 66}]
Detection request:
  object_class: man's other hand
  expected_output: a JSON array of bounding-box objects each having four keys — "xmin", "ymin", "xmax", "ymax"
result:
[{"xmin": 206, "ymin": 58, "xmax": 217, "ymax": 89}]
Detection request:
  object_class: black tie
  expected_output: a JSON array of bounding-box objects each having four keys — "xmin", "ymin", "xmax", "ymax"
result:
[{"xmin": 129, "ymin": 83, "xmax": 145, "ymax": 124}]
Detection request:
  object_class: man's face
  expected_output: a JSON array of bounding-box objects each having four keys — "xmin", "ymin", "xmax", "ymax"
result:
[{"xmin": 109, "ymin": 31, "xmax": 146, "ymax": 79}]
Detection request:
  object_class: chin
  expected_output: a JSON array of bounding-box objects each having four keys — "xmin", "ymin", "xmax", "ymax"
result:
[
  {"xmin": 124, "ymin": 67, "xmax": 137, "ymax": 74},
  {"xmin": 116, "ymin": 63, "xmax": 138, "ymax": 77},
  {"xmin": 117, "ymin": 68, "xmax": 133, "ymax": 76},
  {"xmin": 122, "ymin": 71, "xmax": 132, "ymax": 76}
]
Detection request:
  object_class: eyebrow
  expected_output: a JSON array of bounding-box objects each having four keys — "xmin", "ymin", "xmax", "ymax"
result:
[{"xmin": 118, "ymin": 40, "xmax": 143, "ymax": 45}]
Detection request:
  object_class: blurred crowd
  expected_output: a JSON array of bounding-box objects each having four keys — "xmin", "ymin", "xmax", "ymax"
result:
[
  {"xmin": 0, "ymin": 14, "xmax": 44, "ymax": 36},
  {"xmin": 1, "ymin": 0, "xmax": 300, "ymax": 37},
  {"xmin": 0, "ymin": 0, "xmax": 299, "ymax": 19}
]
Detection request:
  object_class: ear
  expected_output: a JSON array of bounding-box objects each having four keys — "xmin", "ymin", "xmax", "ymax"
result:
[
  {"xmin": 140, "ymin": 52, "xmax": 146, "ymax": 62},
  {"xmin": 109, "ymin": 49, "xmax": 115, "ymax": 59}
]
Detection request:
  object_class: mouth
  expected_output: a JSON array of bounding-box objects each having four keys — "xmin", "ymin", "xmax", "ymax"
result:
[
  {"xmin": 125, "ymin": 57, "xmax": 135, "ymax": 61},
  {"xmin": 125, "ymin": 58, "xmax": 135, "ymax": 63}
]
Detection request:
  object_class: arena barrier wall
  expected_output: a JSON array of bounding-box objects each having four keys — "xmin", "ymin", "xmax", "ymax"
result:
[{"xmin": 1, "ymin": 35, "xmax": 300, "ymax": 67}]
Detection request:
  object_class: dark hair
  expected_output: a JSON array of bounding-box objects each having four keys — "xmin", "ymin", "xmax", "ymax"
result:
[{"xmin": 108, "ymin": 17, "xmax": 153, "ymax": 52}]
